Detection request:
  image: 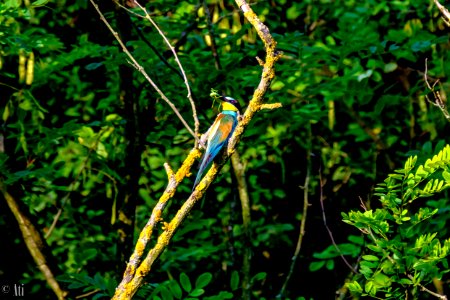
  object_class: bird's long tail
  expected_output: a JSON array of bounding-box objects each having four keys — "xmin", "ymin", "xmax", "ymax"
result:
[{"xmin": 192, "ymin": 153, "xmax": 213, "ymax": 191}]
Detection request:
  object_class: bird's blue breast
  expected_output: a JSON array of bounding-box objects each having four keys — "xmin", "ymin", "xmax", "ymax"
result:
[
  {"xmin": 221, "ymin": 110, "xmax": 238, "ymax": 117},
  {"xmin": 192, "ymin": 110, "xmax": 238, "ymax": 190}
]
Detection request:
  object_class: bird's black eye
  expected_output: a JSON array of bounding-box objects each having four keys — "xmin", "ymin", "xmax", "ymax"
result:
[{"xmin": 225, "ymin": 97, "xmax": 236, "ymax": 103}]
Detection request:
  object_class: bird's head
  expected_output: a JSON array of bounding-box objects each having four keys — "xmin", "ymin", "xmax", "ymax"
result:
[{"xmin": 219, "ymin": 95, "xmax": 241, "ymax": 112}]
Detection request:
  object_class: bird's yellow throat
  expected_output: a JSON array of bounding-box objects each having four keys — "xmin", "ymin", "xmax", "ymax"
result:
[{"xmin": 222, "ymin": 102, "xmax": 239, "ymax": 111}]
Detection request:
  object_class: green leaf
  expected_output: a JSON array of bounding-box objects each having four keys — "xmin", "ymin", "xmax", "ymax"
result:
[
  {"xmin": 347, "ymin": 281, "xmax": 363, "ymax": 293},
  {"xmin": 168, "ymin": 280, "xmax": 182, "ymax": 299},
  {"xmin": 85, "ymin": 62, "xmax": 104, "ymax": 70},
  {"xmin": 443, "ymin": 170, "xmax": 450, "ymax": 183},
  {"xmin": 180, "ymin": 273, "xmax": 192, "ymax": 293},
  {"xmin": 195, "ymin": 273, "xmax": 212, "ymax": 289},
  {"xmin": 325, "ymin": 259, "xmax": 335, "ymax": 270},
  {"xmin": 367, "ymin": 245, "xmax": 383, "ymax": 253},
  {"xmin": 286, "ymin": 5, "xmax": 301, "ymax": 20},
  {"xmin": 2, "ymin": 103, "xmax": 10, "ymax": 122},
  {"xmin": 189, "ymin": 289, "xmax": 205, "ymax": 297},
  {"xmin": 384, "ymin": 62, "xmax": 398, "ymax": 73},
  {"xmin": 373, "ymin": 273, "xmax": 391, "ymax": 288},
  {"xmin": 160, "ymin": 286, "xmax": 173, "ymax": 300},
  {"xmin": 415, "ymin": 165, "xmax": 428, "ymax": 177},
  {"xmin": 399, "ymin": 278, "xmax": 413, "ymax": 285},
  {"xmin": 250, "ymin": 272, "xmax": 267, "ymax": 284},
  {"xmin": 309, "ymin": 260, "xmax": 326, "ymax": 272},
  {"xmin": 230, "ymin": 271, "xmax": 239, "ymax": 291},
  {"xmin": 31, "ymin": 0, "xmax": 49, "ymax": 7},
  {"xmin": 347, "ymin": 235, "xmax": 364, "ymax": 245},
  {"xmin": 5, "ymin": 0, "xmax": 21, "ymax": 8},
  {"xmin": 82, "ymin": 248, "xmax": 98, "ymax": 261},
  {"xmin": 365, "ymin": 280, "xmax": 376, "ymax": 296}
]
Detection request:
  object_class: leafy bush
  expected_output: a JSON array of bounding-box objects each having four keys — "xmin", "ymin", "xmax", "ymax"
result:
[
  {"xmin": 1, "ymin": 0, "xmax": 450, "ymax": 299},
  {"xmin": 343, "ymin": 144, "xmax": 450, "ymax": 298}
]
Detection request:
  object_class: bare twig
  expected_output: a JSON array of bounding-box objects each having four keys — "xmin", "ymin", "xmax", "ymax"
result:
[
  {"xmin": 133, "ymin": 0, "xmax": 200, "ymax": 141},
  {"xmin": 113, "ymin": 1, "xmax": 146, "ymax": 19},
  {"xmin": 277, "ymin": 122, "xmax": 311, "ymax": 298},
  {"xmin": 319, "ymin": 166, "xmax": 358, "ymax": 273},
  {"xmin": 112, "ymin": 0, "xmax": 282, "ymax": 298},
  {"xmin": 75, "ymin": 289, "xmax": 101, "ymax": 299},
  {"xmin": 408, "ymin": 274, "xmax": 448, "ymax": 300},
  {"xmin": 202, "ymin": 0, "xmax": 222, "ymax": 70},
  {"xmin": 424, "ymin": 58, "xmax": 450, "ymax": 122},
  {"xmin": 433, "ymin": 0, "xmax": 450, "ymax": 26},
  {"xmin": 89, "ymin": 0, "xmax": 197, "ymax": 139},
  {"xmin": 131, "ymin": 22, "xmax": 185, "ymax": 80}
]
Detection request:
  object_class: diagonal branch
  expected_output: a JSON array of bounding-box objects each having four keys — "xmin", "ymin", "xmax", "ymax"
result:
[
  {"xmin": 112, "ymin": 1, "xmax": 282, "ymax": 299},
  {"xmin": 319, "ymin": 167, "xmax": 358, "ymax": 274},
  {"xmin": 133, "ymin": 0, "xmax": 200, "ymax": 141},
  {"xmin": 433, "ymin": 0, "xmax": 450, "ymax": 26},
  {"xmin": 112, "ymin": 148, "xmax": 201, "ymax": 298},
  {"xmin": 89, "ymin": 0, "xmax": 197, "ymax": 140},
  {"xmin": 1, "ymin": 183, "xmax": 68, "ymax": 300}
]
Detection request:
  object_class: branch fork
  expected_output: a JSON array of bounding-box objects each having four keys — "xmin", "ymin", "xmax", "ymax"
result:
[{"xmin": 109, "ymin": 0, "xmax": 282, "ymax": 298}]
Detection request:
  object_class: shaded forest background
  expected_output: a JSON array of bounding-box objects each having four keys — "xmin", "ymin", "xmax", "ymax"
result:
[{"xmin": 1, "ymin": 0, "xmax": 450, "ymax": 299}]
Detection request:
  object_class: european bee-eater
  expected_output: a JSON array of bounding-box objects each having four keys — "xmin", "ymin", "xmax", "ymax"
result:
[{"xmin": 193, "ymin": 96, "xmax": 241, "ymax": 190}]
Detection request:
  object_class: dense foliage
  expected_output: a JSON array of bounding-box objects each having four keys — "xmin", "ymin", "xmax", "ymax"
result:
[{"xmin": 1, "ymin": 0, "xmax": 450, "ymax": 299}]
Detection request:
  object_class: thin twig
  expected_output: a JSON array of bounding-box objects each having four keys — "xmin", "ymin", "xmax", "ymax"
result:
[
  {"xmin": 134, "ymin": 0, "xmax": 200, "ymax": 142},
  {"xmin": 433, "ymin": 0, "xmax": 450, "ymax": 26},
  {"xmin": 113, "ymin": 0, "xmax": 146, "ymax": 19},
  {"xmin": 408, "ymin": 275, "xmax": 448, "ymax": 300},
  {"xmin": 319, "ymin": 166, "xmax": 358, "ymax": 274},
  {"xmin": 132, "ymin": 22, "xmax": 184, "ymax": 80},
  {"xmin": 277, "ymin": 122, "xmax": 311, "ymax": 298},
  {"xmin": 424, "ymin": 58, "xmax": 450, "ymax": 122},
  {"xmin": 89, "ymin": 0, "xmax": 197, "ymax": 139},
  {"xmin": 112, "ymin": 0, "xmax": 282, "ymax": 298},
  {"xmin": 202, "ymin": 0, "xmax": 222, "ymax": 70},
  {"xmin": 75, "ymin": 289, "xmax": 101, "ymax": 299},
  {"xmin": 113, "ymin": 0, "xmax": 183, "ymax": 79}
]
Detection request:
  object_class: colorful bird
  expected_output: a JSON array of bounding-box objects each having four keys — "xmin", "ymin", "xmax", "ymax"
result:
[{"xmin": 193, "ymin": 95, "xmax": 241, "ymax": 190}]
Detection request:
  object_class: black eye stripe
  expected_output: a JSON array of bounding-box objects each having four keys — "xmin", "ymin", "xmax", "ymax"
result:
[{"xmin": 221, "ymin": 96, "xmax": 240, "ymax": 109}]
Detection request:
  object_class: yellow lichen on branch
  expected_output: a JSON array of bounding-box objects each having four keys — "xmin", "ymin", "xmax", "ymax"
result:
[
  {"xmin": 175, "ymin": 148, "xmax": 201, "ymax": 182},
  {"xmin": 113, "ymin": 148, "xmax": 200, "ymax": 299},
  {"xmin": 260, "ymin": 103, "xmax": 283, "ymax": 111},
  {"xmin": 112, "ymin": 1, "xmax": 281, "ymax": 298}
]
